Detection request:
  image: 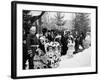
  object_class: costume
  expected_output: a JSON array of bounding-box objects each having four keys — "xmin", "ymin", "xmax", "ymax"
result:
[{"xmin": 67, "ymin": 40, "xmax": 75, "ymax": 57}]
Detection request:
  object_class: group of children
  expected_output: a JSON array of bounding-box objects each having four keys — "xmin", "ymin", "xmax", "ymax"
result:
[{"xmin": 24, "ymin": 26, "xmax": 90, "ymax": 69}]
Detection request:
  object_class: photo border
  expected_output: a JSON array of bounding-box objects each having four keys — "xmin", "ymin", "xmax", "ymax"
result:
[{"xmin": 11, "ymin": 1, "xmax": 98, "ymax": 79}]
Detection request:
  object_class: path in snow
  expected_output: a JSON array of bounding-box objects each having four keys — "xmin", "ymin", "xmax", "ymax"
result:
[{"xmin": 58, "ymin": 47, "xmax": 91, "ymax": 68}]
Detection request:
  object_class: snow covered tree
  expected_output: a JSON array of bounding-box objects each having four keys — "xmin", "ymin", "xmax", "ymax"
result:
[
  {"xmin": 55, "ymin": 12, "xmax": 66, "ymax": 30},
  {"xmin": 72, "ymin": 13, "xmax": 90, "ymax": 35}
]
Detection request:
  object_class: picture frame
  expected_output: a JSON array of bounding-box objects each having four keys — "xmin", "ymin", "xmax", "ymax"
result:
[{"xmin": 11, "ymin": 1, "xmax": 98, "ymax": 79}]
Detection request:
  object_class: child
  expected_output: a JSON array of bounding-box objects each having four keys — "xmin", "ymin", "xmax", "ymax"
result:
[{"xmin": 67, "ymin": 36, "xmax": 75, "ymax": 57}]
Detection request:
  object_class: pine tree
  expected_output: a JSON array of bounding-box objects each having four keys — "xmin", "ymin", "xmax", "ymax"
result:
[
  {"xmin": 55, "ymin": 12, "xmax": 66, "ymax": 30},
  {"xmin": 72, "ymin": 13, "xmax": 90, "ymax": 35}
]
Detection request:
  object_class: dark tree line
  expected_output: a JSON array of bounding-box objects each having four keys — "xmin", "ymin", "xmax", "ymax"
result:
[{"xmin": 23, "ymin": 10, "xmax": 45, "ymax": 34}]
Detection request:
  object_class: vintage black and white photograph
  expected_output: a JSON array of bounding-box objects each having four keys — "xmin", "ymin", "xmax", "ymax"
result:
[
  {"xmin": 23, "ymin": 10, "xmax": 91, "ymax": 69},
  {"xmin": 11, "ymin": 1, "xmax": 97, "ymax": 79}
]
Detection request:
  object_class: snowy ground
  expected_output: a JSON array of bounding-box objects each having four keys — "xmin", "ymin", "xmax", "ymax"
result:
[{"xmin": 58, "ymin": 47, "xmax": 91, "ymax": 68}]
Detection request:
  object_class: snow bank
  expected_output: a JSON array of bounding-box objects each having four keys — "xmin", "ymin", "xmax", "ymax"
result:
[{"xmin": 58, "ymin": 47, "xmax": 91, "ymax": 68}]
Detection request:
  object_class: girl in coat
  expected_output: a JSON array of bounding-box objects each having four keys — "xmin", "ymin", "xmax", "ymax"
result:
[{"xmin": 67, "ymin": 36, "xmax": 75, "ymax": 57}]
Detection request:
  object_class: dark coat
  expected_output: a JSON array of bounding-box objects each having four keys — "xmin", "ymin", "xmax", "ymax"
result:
[
  {"xmin": 61, "ymin": 35, "xmax": 68, "ymax": 55},
  {"xmin": 26, "ymin": 34, "xmax": 40, "ymax": 69}
]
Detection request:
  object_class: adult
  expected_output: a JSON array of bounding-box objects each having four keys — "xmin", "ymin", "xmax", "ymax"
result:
[
  {"xmin": 74, "ymin": 31, "xmax": 80, "ymax": 53},
  {"xmin": 23, "ymin": 29, "xmax": 27, "ymax": 69},
  {"xmin": 39, "ymin": 28, "xmax": 48, "ymax": 53},
  {"xmin": 61, "ymin": 31, "xmax": 69, "ymax": 56},
  {"xmin": 47, "ymin": 30, "xmax": 53, "ymax": 42},
  {"xmin": 26, "ymin": 26, "xmax": 40, "ymax": 69},
  {"xmin": 79, "ymin": 32, "xmax": 85, "ymax": 50}
]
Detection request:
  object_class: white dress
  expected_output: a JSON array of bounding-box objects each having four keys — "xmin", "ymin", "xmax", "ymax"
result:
[
  {"xmin": 45, "ymin": 41, "xmax": 61, "ymax": 68},
  {"xmin": 67, "ymin": 40, "xmax": 75, "ymax": 57}
]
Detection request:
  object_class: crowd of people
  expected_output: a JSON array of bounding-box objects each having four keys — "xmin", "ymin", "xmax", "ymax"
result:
[{"xmin": 23, "ymin": 26, "xmax": 91, "ymax": 69}]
